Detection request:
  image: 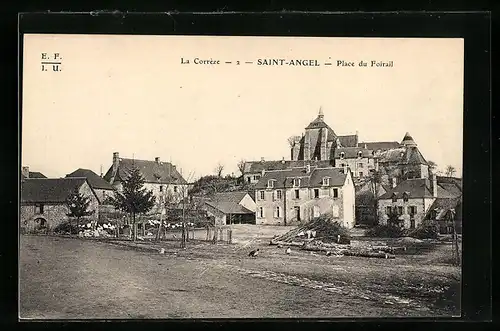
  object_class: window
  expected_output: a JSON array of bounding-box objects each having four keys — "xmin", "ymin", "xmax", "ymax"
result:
[
  {"xmin": 403, "ymin": 192, "xmax": 409, "ymax": 202},
  {"xmin": 247, "ymin": 177, "xmax": 251, "ymax": 183},
  {"xmin": 259, "ymin": 191, "xmax": 265, "ymax": 200},
  {"xmin": 174, "ymin": 186, "xmax": 178, "ymax": 193},
  {"xmin": 259, "ymin": 207, "xmax": 264, "ymax": 218},
  {"xmin": 314, "ymin": 189, "xmax": 319, "ymax": 198},
  {"xmin": 340, "ymin": 152, "xmax": 345, "ymax": 159},
  {"xmin": 358, "ymin": 163, "xmax": 364, "ymax": 168},
  {"xmin": 341, "ymin": 163, "xmax": 346, "ymax": 167},
  {"xmin": 322, "ymin": 177, "xmax": 330, "ymax": 186},
  {"xmin": 160, "ymin": 185, "xmax": 163, "ymax": 192},
  {"xmin": 267, "ymin": 180, "xmax": 274, "ymax": 188},
  {"xmin": 359, "ymin": 172, "xmax": 364, "ymax": 177},
  {"xmin": 275, "ymin": 206, "xmax": 281, "ymax": 218},
  {"xmin": 385, "ymin": 206, "xmax": 392, "ymax": 215},
  {"xmin": 392, "ymin": 193, "xmax": 398, "ymax": 202},
  {"xmin": 313, "ymin": 206, "xmax": 320, "ymax": 218},
  {"xmin": 34, "ymin": 204, "xmax": 44, "ymax": 214},
  {"xmin": 410, "ymin": 219, "xmax": 415, "ymax": 229},
  {"xmin": 333, "ymin": 188, "xmax": 339, "ymax": 198},
  {"xmin": 253, "ymin": 175, "xmax": 260, "ymax": 181},
  {"xmin": 295, "ymin": 189, "xmax": 300, "ymax": 199},
  {"xmin": 408, "ymin": 206, "xmax": 417, "ymax": 215},
  {"xmin": 397, "ymin": 206, "xmax": 403, "ymax": 215},
  {"xmin": 332, "ymin": 205, "xmax": 340, "ymax": 218},
  {"xmin": 276, "ymin": 190, "xmax": 282, "ymax": 200},
  {"xmin": 358, "ymin": 151, "xmax": 363, "ymax": 158},
  {"xmin": 293, "ymin": 178, "xmax": 301, "ymax": 187}
]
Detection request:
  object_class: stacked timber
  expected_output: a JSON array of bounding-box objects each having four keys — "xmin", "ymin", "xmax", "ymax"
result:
[{"xmin": 270, "ymin": 217, "xmax": 398, "ymax": 259}]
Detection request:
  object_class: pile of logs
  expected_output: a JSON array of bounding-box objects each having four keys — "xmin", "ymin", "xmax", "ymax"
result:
[{"xmin": 269, "ymin": 220, "xmax": 401, "ymax": 259}]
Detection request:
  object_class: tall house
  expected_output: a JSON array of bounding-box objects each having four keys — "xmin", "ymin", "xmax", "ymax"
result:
[
  {"xmin": 254, "ymin": 165, "xmax": 356, "ymax": 228},
  {"xmin": 103, "ymin": 152, "xmax": 189, "ymax": 207}
]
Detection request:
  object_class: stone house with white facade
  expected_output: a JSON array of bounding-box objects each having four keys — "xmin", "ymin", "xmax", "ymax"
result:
[
  {"xmin": 377, "ymin": 174, "xmax": 462, "ymax": 229},
  {"xmin": 103, "ymin": 152, "xmax": 189, "ymax": 211},
  {"xmin": 254, "ymin": 165, "xmax": 355, "ymax": 228},
  {"xmin": 20, "ymin": 177, "xmax": 99, "ymax": 233}
]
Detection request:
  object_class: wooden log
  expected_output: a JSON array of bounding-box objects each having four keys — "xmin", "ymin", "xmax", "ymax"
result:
[{"xmin": 343, "ymin": 251, "xmax": 396, "ymax": 259}]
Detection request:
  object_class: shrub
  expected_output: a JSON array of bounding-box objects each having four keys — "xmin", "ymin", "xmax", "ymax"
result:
[
  {"xmin": 53, "ymin": 220, "xmax": 80, "ymax": 235},
  {"xmin": 365, "ymin": 224, "xmax": 404, "ymax": 238},
  {"xmin": 407, "ymin": 219, "xmax": 439, "ymax": 239}
]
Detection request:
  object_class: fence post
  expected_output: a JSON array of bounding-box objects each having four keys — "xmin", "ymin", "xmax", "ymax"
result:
[
  {"xmin": 206, "ymin": 227, "xmax": 209, "ymax": 241},
  {"xmin": 228, "ymin": 228, "xmax": 232, "ymax": 244},
  {"xmin": 212, "ymin": 227, "xmax": 217, "ymax": 244}
]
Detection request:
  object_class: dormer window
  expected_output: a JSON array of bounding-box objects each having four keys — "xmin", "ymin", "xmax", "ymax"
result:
[
  {"xmin": 322, "ymin": 177, "xmax": 330, "ymax": 186},
  {"xmin": 267, "ymin": 180, "xmax": 275, "ymax": 188},
  {"xmin": 392, "ymin": 192, "xmax": 398, "ymax": 203},
  {"xmin": 340, "ymin": 152, "xmax": 345, "ymax": 159},
  {"xmin": 358, "ymin": 151, "xmax": 363, "ymax": 158},
  {"xmin": 293, "ymin": 178, "xmax": 301, "ymax": 187},
  {"xmin": 403, "ymin": 192, "xmax": 410, "ymax": 202}
]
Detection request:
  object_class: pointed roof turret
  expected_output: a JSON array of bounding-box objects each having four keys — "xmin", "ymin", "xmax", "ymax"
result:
[
  {"xmin": 401, "ymin": 132, "xmax": 417, "ymax": 147},
  {"xmin": 318, "ymin": 107, "xmax": 324, "ymax": 120}
]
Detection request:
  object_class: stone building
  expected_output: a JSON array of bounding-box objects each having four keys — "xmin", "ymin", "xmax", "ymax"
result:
[
  {"xmin": 20, "ymin": 177, "xmax": 99, "ymax": 233},
  {"xmin": 103, "ymin": 152, "xmax": 189, "ymax": 209},
  {"xmin": 254, "ymin": 165, "xmax": 355, "ymax": 228},
  {"xmin": 66, "ymin": 168, "xmax": 115, "ymax": 204},
  {"xmin": 289, "ymin": 108, "xmax": 359, "ymax": 162},
  {"xmin": 377, "ymin": 174, "xmax": 462, "ymax": 229},
  {"xmin": 374, "ymin": 132, "xmax": 430, "ymax": 187}
]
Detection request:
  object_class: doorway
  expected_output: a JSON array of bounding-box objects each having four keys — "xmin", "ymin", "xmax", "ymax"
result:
[{"xmin": 294, "ymin": 206, "xmax": 301, "ymax": 222}]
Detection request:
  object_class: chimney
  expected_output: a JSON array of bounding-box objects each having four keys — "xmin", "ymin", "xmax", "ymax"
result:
[
  {"xmin": 281, "ymin": 157, "xmax": 285, "ymax": 164},
  {"xmin": 432, "ymin": 173, "xmax": 438, "ymax": 197},
  {"xmin": 260, "ymin": 157, "xmax": 265, "ymax": 163},
  {"xmin": 21, "ymin": 166, "xmax": 29, "ymax": 179},
  {"xmin": 392, "ymin": 177, "xmax": 397, "ymax": 188},
  {"xmin": 155, "ymin": 157, "xmax": 160, "ymax": 164},
  {"xmin": 112, "ymin": 152, "xmax": 120, "ymax": 173}
]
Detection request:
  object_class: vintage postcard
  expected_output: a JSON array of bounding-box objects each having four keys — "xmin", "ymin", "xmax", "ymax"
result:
[{"xmin": 20, "ymin": 34, "xmax": 463, "ymax": 319}]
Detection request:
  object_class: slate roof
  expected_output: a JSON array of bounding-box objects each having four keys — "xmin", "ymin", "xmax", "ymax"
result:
[
  {"xmin": 21, "ymin": 178, "xmax": 90, "ymax": 203},
  {"xmin": 243, "ymin": 159, "xmax": 334, "ymax": 174},
  {"xmin": 376, "ymin": 146, "xmax": 427, "ymax": 165},
  {"xmin": 254, "ymin": 167, "xmax": 347, "ymax": 189},
  {"xmin": 205, "ymin": 191, "xmax": 254, "ymax": 215},
  {"xmin": 378, "ymin": 178, "xmax": 433, "ymax": 199},
  {"xmin": 426, "ymin": 196, "xmax": 462, "ymax": 220},
  {"xmin": 338, "ymin": 135, "xmax": 358, "ymax": 147},
  {"xmin": 66, "ymin": 168, "xmax": 114, "ymax": 190},
  {"xmin": 21, "ymin": 171, "xmax": 47, "ymax": 179},
  {"xmin": 359, "ymin": 141, "xmax": 401, "ymax": 151},
  {"xmin": 103, "ymin": 158, "xmax": 187, "ymax": 185},
  {"xmin": 334, "ymin": 147, "xmax": 374, "ymax": 159},
  {"xmin": 401, "ymin": 132, "xmax": 416, "ymax": 144},
  {"xmin": 379, "ymin": 177, "xmax": 462, "ymax": 200}
]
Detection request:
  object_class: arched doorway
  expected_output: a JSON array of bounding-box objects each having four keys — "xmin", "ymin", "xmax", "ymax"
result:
[{"xmin": 33, "ymin": 217, "xmax": 48, "ymax": 233}]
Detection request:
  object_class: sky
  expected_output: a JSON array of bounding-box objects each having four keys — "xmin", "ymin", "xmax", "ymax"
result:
[{"xmin": 22, "ymin": 35, "xmax": 463, "ymax": 180}]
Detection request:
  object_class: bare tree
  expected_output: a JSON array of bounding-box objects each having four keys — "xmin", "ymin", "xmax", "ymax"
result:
[
  {"xmin": 176, "ymin": 171, "xmax": 196, "ymax": 248},
  {"xmin": 445, "ymin": 165, "xmax": 457, "ymax": 177},
  {"xmin": 237, "ymin": 159, "xmax": 246, "ymax": 176},
  {"xmin": 214, "ymin": 163, "xmax": 224, "ymax": 178},
  {"xmin": 287, "ymin": 136, "xmax": 297, "ymax": 148},
  {"xmin": 427, "ymin": 160, "xmax": 438, "ymax": 174}
]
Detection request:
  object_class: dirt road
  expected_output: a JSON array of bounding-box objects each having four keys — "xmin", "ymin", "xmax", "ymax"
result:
[{"xmin": 19, "ymin": 235, "xmax": 460, "ymax": 319}]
